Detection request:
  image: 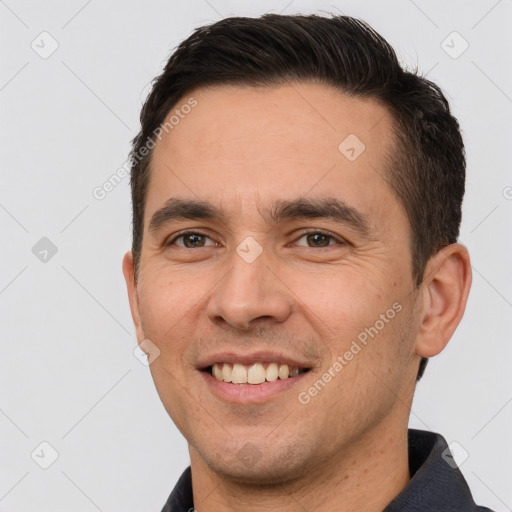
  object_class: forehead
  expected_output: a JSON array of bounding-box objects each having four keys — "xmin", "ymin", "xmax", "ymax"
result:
[{"xmin": 147, "ymin": 82, "xmax": 400, "ymax": 227}]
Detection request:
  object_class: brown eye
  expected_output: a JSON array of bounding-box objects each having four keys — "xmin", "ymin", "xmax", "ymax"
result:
[
  {"xmin": 182, "ymin": 234, "xmax": 206, "ymax": 248},
  {"xmin": 305, "ymin": 233, "xmax": 332, "ymax": 247},
  {"xmin": 168, "ymin": 232, "xmax": 217, "ymax": 248},
  {"xmin": 294, "ymin": 231, "xmax": 341, "ymax": 248}
]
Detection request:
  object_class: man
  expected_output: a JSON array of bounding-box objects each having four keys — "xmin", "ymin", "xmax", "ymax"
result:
[{"xmin": 122, "ymin": 13, "xmax": 493, "ymax": 512}]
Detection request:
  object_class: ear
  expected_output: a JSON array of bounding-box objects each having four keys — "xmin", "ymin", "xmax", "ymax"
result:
[
  {"xmin": 415, "ymin": 243, "xmax": 472, "ymax": 358},
  {"xmin": 122, "ymin": 251, "xmax": 145, "ymax": 343}
]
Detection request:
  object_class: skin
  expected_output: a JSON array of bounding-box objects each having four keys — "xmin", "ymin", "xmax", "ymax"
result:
[{"xmin": 123, "ymin": 82, "xmax": 472, "ymax": 511}]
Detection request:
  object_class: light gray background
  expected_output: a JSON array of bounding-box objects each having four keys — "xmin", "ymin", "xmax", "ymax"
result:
[{"xmin": 1, "ymin": 0, "xmax": 511, "ymax": 510}]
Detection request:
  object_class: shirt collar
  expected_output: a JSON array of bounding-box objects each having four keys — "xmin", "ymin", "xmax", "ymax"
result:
[
  {"xmin": 161, "ymin": 429, "xmax": 492, "ymax": 512},
  {"xmin": 383, "ymin": 429, "xmax": 491, "ymax": 511}
]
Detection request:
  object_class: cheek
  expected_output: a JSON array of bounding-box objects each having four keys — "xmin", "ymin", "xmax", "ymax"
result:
[
  {"xmin": 289, "ymin": 267, "xmax": 415, "ymax": 401},
  {"xmin": 137, "ymin": 268, "xmax": 205, "ymax": 341},
  {"xmin": 346, "ymin": 300, "xmax": 417, "ymax": 396},
  {"xmin": 309, "ymin": 303, "xmax": 417, "ymax": 435},
  {"xmin": 137, "ymin": 271, "xmax": 205, "ymax": 432},
  {"xmin": 285, "ymin": 265, "xmax": 400, "ymax": 343}
]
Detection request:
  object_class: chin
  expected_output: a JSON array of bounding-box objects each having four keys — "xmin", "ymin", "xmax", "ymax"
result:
[{"xmin": 196, "ymin": 439, "xmax": 316, "ymax": 486}]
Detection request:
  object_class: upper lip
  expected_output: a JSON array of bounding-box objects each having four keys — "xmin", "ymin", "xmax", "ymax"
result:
[{"xmin": 197, "ymin": 350, "xmax": 313, "ymax": 370}]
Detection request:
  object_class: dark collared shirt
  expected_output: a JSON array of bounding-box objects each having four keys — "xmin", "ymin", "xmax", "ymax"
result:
[{"xmin": 161, "ymin": 429, "xmax": 494, "ymax": 511}]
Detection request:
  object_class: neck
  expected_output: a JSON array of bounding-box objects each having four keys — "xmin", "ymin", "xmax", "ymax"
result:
[{"xmin": 189, "ymin": 418, "xmax": 411, "ymax": 512}]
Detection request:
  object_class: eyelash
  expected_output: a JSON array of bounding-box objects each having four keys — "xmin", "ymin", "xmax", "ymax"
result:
[{"xmin": 166, "ymin": 229, "xmax": 347, "ymax": 248}]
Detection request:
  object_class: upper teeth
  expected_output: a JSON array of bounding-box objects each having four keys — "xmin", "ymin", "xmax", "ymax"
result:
[{"xmin": 212, "ymin": 362, "xmax": 301, "ymax": 384}]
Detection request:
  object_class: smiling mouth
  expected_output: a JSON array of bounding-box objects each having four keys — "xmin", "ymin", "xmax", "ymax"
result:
[{"xmin": 205, "ymin": 362, "xmax": 310, "ymax": 384}]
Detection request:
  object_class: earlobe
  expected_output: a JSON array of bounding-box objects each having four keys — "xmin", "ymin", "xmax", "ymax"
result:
[
  {"xmin": 122, "ymin": 251, "xmax": 145, "ymax": 342},
  {"xmin": 415, "ymin": 243, "xmax": 472, "ymax": 358}
]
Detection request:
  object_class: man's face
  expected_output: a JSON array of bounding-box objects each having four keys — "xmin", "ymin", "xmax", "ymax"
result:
[{"xmin": 124, "ymin": 82, "xmax": 422, "ymax": 483}]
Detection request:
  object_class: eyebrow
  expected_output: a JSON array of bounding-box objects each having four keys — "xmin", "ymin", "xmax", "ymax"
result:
[
  {"xmin": 148, "ymin": 198, "xmax": 232, "ymax": 234},
  {"xmin": 148, "ymin": 197, "xmax": 371, "ymax": 237}
]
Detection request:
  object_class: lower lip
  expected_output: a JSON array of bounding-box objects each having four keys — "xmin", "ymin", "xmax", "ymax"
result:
[{"xmin": 200, "ymin": 370, "xmax": 309, "ymax": 404}]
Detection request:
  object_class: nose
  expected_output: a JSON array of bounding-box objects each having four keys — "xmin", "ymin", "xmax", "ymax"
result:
[{"xmin": 206, "ymin": 247, "xmax": 293, "ymax": 331}]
